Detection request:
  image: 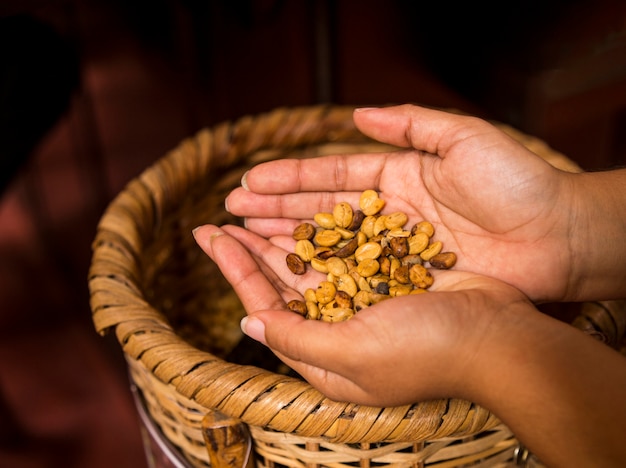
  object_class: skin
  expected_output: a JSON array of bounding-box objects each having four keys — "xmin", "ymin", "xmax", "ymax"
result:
[{"xmin": 193, "ymin": 105, "xmax": 626, "ymax": 467}]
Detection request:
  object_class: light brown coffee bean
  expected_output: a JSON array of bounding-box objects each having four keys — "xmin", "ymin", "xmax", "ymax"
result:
[
  {"xmin": 315, "ymin": 281, "xmax": 337, "ymax": 304},
  {"xmin": 413, "ymin": 221, "xmax": 435, "ymax": 238},
  {"xmin": 315, "ymin": 229, "xmax": 342, "ymax": 247},
  {"xmin": 374, "ymin": 215, "xmax": 388, "ymax": 236},
  {"xmin": 321, "ymin": 307, "xmax": 353, "ymax": 322},
  {"xmin": 379, "ymin": 256, "xmax": 391, "ymax": 276},
  {"xmin": 408, "ymin": 232, "xmax": 430, "ymax": 255},
  {"xmin": 359, "ymin": 189, "xmax": 385, "ymax": 216},
  {"xmin": 420, "ymin": 241, "xmax": 443, "ymax": 261},
  {"xmin": 429, "ymin": 252, "xmax": 457, "ymax": 269},
  {"xmin": 326, "ymin": 257, "xmax": 348, "ymax": 276},
  {"xmin": 389, "ymin": 284, "xmax": 413, "ymax": 297},
  {"xmin": 356, "ymin": 258, "xmax": 380, "ymax": 277},
  {"xmin": 314, "ymin": 213, "xmax": 336, "ymax": 229},
  {"xmin": 286, "ymin": 253, "xmax": 306, "ymax": 275},
  {"xmin": 304, "ymin": 288, "xmax": 317, "ymax": 303},
  {"xmin": 335, "ymin": 273, "xmax": 358, "ymax": 297},
  {"xmin": 310, "ymin": 257, "xmax": 328, "ymax": 273},
  {"xmin": 333, "ymin": 202, "xmax": 353, "ymax": 228},
  {"xmin": 306, "ymin": 301, "xmax": 320, "ymax": 320},
  {"xmin": 295, "ymin": 239, "xmax": 315, "ymax": 262},
  {"xmin": 384, "ymin": 212, "xmax": 408, "ymax": 230},
  {"xmin": 355, "ymin": 241, "xmax": 383, "ymax": 262},
  {"xmin": 335, "ymin": 227, "xmax": 356, "ymax": 240},
  {"xmin": 409, "ymin": 264, "xmax": 434, "ymax": 289},
  {"xmin": 387, "ymin": 228, "xmax": 410, "ymax": 238},
  {"xmin": 360, "ymin": 216, "xmax": 377, "ymax": 238}
]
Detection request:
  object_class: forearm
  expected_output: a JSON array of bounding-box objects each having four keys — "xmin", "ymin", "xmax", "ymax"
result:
[
  {"xmin": 566, "ymin": 168, "xmax": 626, "ymax": 301},
  {"xmin": 465, "ymin": 306, "xmax": 626, "ymax": 467}
]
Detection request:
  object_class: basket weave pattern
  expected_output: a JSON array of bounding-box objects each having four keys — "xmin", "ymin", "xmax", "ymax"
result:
[{"xmin": 89, "ymin": 105, "xmax": 624, "ymax": 467}]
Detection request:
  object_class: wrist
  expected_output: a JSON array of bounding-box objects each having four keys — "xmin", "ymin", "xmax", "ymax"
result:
[
  {"xmin": 565, "ymin": 169, "xmax": 626, "ymax": 301},
  {"xmin": 461, "ymin": 303, "xmax": 626, "ymax": 467}
]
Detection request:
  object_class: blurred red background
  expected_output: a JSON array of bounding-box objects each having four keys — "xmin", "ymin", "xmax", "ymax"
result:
[{"xmin": 1, "ymin": 1, "xmax": 625, "ymax": 466}]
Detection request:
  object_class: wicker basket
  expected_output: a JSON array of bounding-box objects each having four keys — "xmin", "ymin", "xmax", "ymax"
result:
[{"xmin": 88, "ymin": 105, "xmax": 626, "ymax": 468}]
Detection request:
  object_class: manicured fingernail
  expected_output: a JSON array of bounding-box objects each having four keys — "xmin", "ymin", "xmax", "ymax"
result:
[
  {"xmin": 240, "ymin": 316, "xmax": 266, "ymax": 344},
  {"xmin": 240, "ymin": 170, "xmax": 250, "ymax": 191}
]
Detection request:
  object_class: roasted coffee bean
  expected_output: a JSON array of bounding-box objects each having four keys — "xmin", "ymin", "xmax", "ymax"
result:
[
  {"xmin": 389, "ymin": 237, "xmax": 409, "ymax": 258},
  {"xmin": 293, "ymin": 222, "xmax": 316, "ymax": 241},
  {"xmin": 346, "ymin": 209, "xmax": 365, "ymax": 231},
  {"xmin": 374, "ymin": 281, "xmax": 389, "ymax": 295},
  {"xmin": 429, "ymin": 252, "xmax": 457, "ymax": 269},
  {"xmin": 286, "ymin": 253, "xmax": 306, "ymax": 275},
  {"xmin": 409, "ymin": 264, "xmax": 434, "ymax": 289},
  {"xmin": 287, "ymin": 300, "xmax": 307, "ymax": 316},
  {"xmin": 333, "ymin": 237, "xmax": 359, "ymax": 258}
]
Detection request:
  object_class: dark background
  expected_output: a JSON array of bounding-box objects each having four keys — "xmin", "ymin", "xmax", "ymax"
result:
[{"xmin": 1, "ymin": 1, "xmax": 625, "ymax": 466}]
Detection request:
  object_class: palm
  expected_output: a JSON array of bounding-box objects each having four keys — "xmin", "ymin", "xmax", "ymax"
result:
[
  {"xmin": 371, "ymin": 138, "xmax": 568, "ymax": 301},
  {"xmin": 227, "ymin": 107, "xmax": 572, "ymax": 301}
]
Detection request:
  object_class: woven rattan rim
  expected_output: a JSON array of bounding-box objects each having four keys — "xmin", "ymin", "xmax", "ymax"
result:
[{"xmin": 88, "ymin": 105, "xmax": 624, "ymax": 445}]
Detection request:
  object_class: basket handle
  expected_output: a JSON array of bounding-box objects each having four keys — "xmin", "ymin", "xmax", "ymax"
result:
[{"xmin": 202, "ymin": 411, "xmax": 255, "ymax": 468}]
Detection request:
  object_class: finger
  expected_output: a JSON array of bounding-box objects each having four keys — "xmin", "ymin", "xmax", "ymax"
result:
[
  {"xmin": 226, "ymin": 153, "xmax": 421, "ymax": 221},
  {"xmin": 220, "ymin": 225, "xmax": 325, "ymax": 292},
  {"xmin": 238, "ymin": 152, "xmax": 393, "ymax": 195},
  {"xmin": 193, "ymin": 225, "xmax": 294, "ymax": 313},
  {"xmin": 353, "ymin": 105, "xmax": 487, "ymax": 157},
  {"xmin": 241, "ymin": 311, "xmax": 376, "ymax": 403},
  {"xmin": 243, "ymin": 217, "xmax": 302, "ymax": 239}
]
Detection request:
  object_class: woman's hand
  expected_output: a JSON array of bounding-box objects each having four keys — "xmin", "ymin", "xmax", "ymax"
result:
[
  {"xmin": 224, "ymin": 105, "xmax": 583, "ymax": 302},
  {"xmin": 193, "ymin": 223, "xmax": 626, "ymax": 468},
  {"xmin": 193, "ymin": 223, "xmax": 531, "ymax": 406}
]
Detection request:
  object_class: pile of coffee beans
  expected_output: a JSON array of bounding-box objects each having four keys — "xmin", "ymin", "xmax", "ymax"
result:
[{"xmin": 286, "ymin": 190, "xmax": 456, "ymax": 321}]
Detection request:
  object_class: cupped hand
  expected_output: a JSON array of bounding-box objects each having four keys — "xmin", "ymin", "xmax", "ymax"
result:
[
  {"xmin": 193, "ymin": 223, "xmax": 534, "ymax": 407},
  {"xmin": 225, "ymin": 105, "xmax": 579, "ymax": 302}
]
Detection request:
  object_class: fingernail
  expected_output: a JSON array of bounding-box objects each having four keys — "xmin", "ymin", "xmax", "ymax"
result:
[
  {"xmin": 241, "ymin": 170, "xmax": 250, "ymax": 191},
  {"xmin": 354, "ymin": 107, "xmax": 378, "ymax": 112},
  {"xmin": 191, "ymin": 226, "xmax": 202, "ymax": 238},
  {"xmin": 224, "ymin": 196, "xmax": 231, "ymax": 213},
  {"xmin": 240, "ymin": 316, "xmax": 266, "ymax": 344},
  {"xmin": 209, "ymin": 230, "xmax": 224, "ymax": 242}
]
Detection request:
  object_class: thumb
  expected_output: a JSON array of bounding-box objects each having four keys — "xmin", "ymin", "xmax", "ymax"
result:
[
  {"xmin": 353, "ymin": 104, "xmax": 481, "ymax": 157},
  {"xmin": 240, "ymin": 310, "xmax": 336, "ymax": 366},
  {"xmin": 240, "ymin": 310, "xmax": 373, "ymax": 402}
]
